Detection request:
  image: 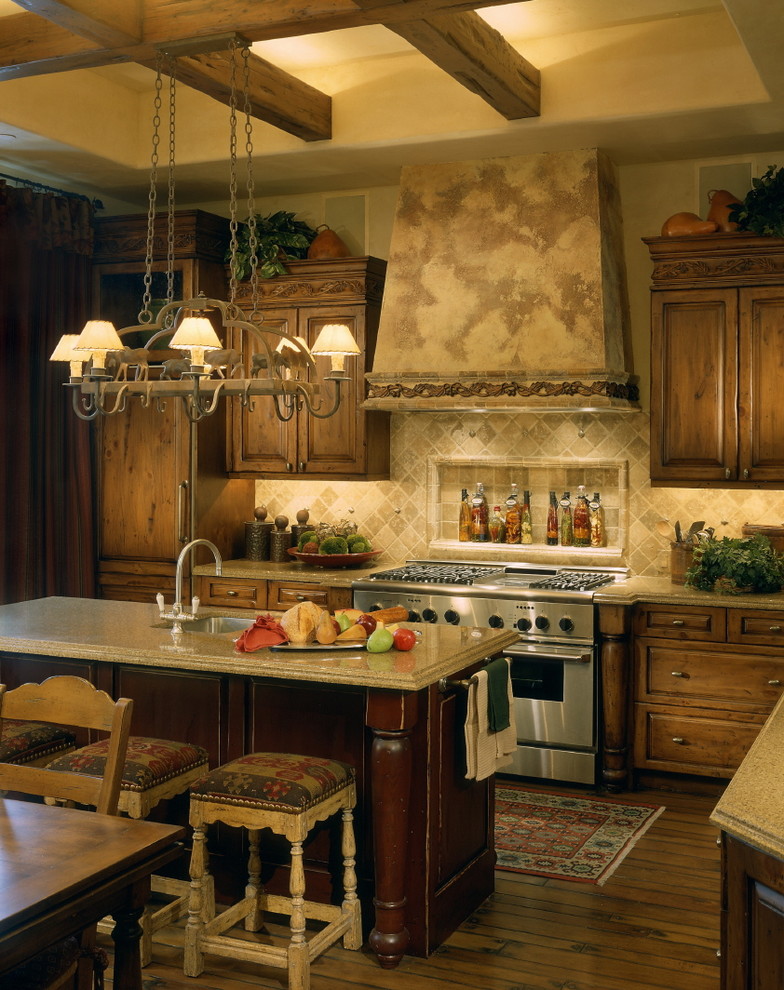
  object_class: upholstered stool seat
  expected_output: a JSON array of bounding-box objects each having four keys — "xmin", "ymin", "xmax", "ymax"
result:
[
  {"xmin": 46, "ymin": 735, "xmax": 210, "ymax": 966},
  {"xmin": 184, "ymin": 753, "xmax": 362, "ymax": 990},
  {"xmin": 0, "ymin": 719, "xmax": 76, "ymax": 766}
]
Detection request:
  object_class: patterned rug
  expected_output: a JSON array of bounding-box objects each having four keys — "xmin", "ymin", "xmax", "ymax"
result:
[{"xmin": 495, "ymin": 782, "xmax": 666, "ymax": 885}]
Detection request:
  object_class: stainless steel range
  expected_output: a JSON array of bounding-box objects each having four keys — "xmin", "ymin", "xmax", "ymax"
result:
[{"xmin": 353, "ymin": 560, "xmax": 622, "ymax": 785}]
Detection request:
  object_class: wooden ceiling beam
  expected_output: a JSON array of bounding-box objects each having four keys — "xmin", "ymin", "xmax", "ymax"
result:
[
  {"xmin": 161, "ymin": 50, "xmax": 332, "ymax": 143},
  {"xmin": 11, "ymin": 0, "xmax": 143, "ymax": 48},
  {"xmin": 389, "ymin": 10, "xmax": 540, "ymax": 118}
]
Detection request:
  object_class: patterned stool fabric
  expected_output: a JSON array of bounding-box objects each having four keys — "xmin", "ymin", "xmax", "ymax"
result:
[
  {"xmin": 46, "ymin": 736, "xmax": 209, "ymax": 792},
  {"xmin": 0, "ymin": 719, "xmax": 76, "ymax": 765},
  {"xmin": 189, "ymin": 753, "xmax": 355, "ymax": 812},
  {"xmin": 0, "ymin": 935, "xmax": 80, "ymax": 990}
]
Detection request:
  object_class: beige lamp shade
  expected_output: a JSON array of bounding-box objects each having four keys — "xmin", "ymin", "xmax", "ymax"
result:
[
  {"xmin": 311, "ymin": 323, "xmax": 360, "ymax": 371},
  {"xmin": 49, "ymin": 333, "xmax": 85, "ymax": 377},
  {"xmin": 170, "ymin": 316, "xmax": 222, "ymax": 368},
  {"xmin": 73, "ymin": 320, "xmax": 123, "ymax": 373}
]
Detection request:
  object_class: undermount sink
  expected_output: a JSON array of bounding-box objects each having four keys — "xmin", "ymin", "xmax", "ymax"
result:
[{"xmin": 185, "ymin": 616, "xmax": 251, "ymax": 635}]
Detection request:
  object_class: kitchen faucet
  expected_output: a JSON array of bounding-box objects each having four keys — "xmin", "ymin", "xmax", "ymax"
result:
[{"xmin": 157, "ymin": 538, "xmax": 223, "ymax": 634}]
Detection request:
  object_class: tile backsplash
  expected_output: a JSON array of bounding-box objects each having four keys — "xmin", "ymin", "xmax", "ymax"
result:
[{"xmin": 253, "ymin": 410, "xmax": 784, "ymax": 577}]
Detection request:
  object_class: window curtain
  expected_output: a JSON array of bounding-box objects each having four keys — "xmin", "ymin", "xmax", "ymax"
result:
[{"xmin": 0, "ymin": 181, "xmax": 97, "ymax": 604}]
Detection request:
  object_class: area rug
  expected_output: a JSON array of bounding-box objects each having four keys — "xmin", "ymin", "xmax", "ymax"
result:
[{"xmin": 494, "ymin": 782, "xmax": 665, "ymax": 885}]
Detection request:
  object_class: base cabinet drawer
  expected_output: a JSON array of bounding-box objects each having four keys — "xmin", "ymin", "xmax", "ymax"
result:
[
  {"xmin": 728, "ymin": 609, "xmax": 784, "ymax": 647},
  {"xmin": 267, "ymin": 582, "xmax": 352, "ymax": 612},
  {"xmin": 197, "ymin": 577, "xmax": 266, "ymax": 610},
  {"xmin": 634, "ymin": 704, "xmax": 765, "ymax": 776},
  {"xmin": 633, "ymin": 604, "xmax": 726, "ymax": 641}
]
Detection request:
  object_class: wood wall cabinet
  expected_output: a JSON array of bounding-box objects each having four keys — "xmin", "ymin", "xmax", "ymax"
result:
[
  {"xmin": 93, "ymin": 211, "xmax": 253, "ymax": 601},
  {"xmin": 228, "ymin": 256, "xmax": 389, "ymax": 480},
  {"xmin": 645, "ymin": 234, "xmax": 784, "ymax": 486},
  {"xmin": 632, "ymin": 603, "xmax": 784, "ymax": 779}
]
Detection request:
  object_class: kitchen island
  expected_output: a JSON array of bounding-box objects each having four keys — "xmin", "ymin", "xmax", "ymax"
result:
[{"xmin": 0, "ymin": 596, "xmax": 517, "ymax": 967}]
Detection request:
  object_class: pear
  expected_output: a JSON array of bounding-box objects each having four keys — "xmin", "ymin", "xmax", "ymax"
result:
[{"xmin": 316, "ymin": 610, "xmax": 338, "ymax": 645}]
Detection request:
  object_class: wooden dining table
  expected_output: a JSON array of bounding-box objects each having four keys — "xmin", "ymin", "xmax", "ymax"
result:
[{"xmin": 0, "ymin": 797, "xmax": 185, "ymax": 990}]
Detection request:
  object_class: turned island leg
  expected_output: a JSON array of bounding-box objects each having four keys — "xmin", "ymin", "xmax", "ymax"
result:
[{"xmin": 598, "ymin": 603, "xmax": 632, "ymax": 792}]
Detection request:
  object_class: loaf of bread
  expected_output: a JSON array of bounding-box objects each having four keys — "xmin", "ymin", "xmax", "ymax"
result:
[{"xmin": 279, "ymin": 600, "xmax": 323, "ymax": 645}]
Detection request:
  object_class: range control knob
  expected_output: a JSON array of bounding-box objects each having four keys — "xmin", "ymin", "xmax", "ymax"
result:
[
  {"xmin": 444, "ymin": 609, "xmax": 461, "ymax": 625},
  {"xmin": 534, "ymin": 615, "xmax": 550, "ymax": 631},
  {"xmin": 517, "ymin": 617, "xmax": 532, "ymax": 632},
  {"xmin": 422, "ymin": 608, "xmax": 438, "ymax": 623},
  {"xmin": 369, "ymin": 604, "xmax": 385, "ymax": 613},
  {"xmin": 559, "ymin": 617, "xmax": 575, "ymax": 632},
  {"xmin": 487, "ymin": 614, "xmax": 504, "ymax": 629},
  {"xmin": 408, "ymin": 610, "xmax": 421, "ymax": 622}
]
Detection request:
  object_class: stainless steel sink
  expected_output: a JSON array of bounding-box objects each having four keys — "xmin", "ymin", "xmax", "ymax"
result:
[{"xmin": 185, "ymin": 616, "xmax": 252, "ymax": 635}]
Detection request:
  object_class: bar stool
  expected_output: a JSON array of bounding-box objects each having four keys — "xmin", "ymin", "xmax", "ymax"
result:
[
  {"xmin": 46, "ymin": 735, "xmax": 209, "ymax": 966},
  {"xmin": 0, "ymin": 719, "xmax": 75, "ymax": 766},
  {"xmin": 183, "ymin": 752, "xmax": 362, "ymax": 990}
]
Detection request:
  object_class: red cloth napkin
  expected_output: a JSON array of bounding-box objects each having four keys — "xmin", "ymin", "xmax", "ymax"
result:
[{"xmin": 234, "ymin": 614, "xmax": 288, "ymax": 652}]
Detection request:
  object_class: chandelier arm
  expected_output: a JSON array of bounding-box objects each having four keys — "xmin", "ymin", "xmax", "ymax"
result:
[
  {"xmin": 272, "ymin": 391, "xmax": 297, "ymax": 422},
  {"xmin": 180, "ymin": 379, "xmax": 227, "ymax": 423},
  {"xmin": 295, "ymin": 379, "xmax": 344, "ymax": 419}
]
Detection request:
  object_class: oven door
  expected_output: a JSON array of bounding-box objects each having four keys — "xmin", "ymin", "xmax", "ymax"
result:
[{"xmin": 503, "ymin": 641, "xmax": 595, "ymax": 751}]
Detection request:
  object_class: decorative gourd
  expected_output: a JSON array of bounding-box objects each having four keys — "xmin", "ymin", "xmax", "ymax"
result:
[
  {"xmin": 307, "ymin": 224, "xmax": 351, "ymax": 259},
  {"xmin": 661, "ymin": 212, "xmax": 718, "ymax": 237},
  {"xmin": 706, "ymin": 189, "xmax": 742, "ymax": 232}
]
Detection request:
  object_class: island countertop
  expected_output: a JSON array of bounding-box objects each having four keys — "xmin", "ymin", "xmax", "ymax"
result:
[{"xmin": 0, "ymin": 596, "xmax": 517, "ymax": 691}]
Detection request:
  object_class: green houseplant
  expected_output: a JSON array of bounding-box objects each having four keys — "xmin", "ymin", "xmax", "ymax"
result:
[
  {"xmin": 728, "ymin": 165, "xmax": 784, "ymax": 237},
  {"xmin": 685, "ymin": 534, "xmax": 784, "ymax": 594},
  {"xmin": 227, "ymin": 210, "xmax": 318, "ymax": 280}
]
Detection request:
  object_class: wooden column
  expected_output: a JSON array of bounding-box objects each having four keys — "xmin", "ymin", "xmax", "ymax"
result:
[{"xmin": 598, "ymin": 603, "xmax": 632, "ymax": 791}]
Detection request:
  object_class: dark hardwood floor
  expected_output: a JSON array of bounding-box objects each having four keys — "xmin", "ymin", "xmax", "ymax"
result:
[{"xmin": 102, "ymin": 786, "xmax": 722, "ymax": 990}]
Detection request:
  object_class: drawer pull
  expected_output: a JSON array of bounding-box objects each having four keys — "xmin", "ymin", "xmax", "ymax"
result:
[
  {"xmin": 672, "ymin": 737, "xmax": 685, "ymax": 744},
  {"xmin": 671, "ymin": 619, "xmax": 685, "ymax": 627},
  {"xmin": 296, "ymin": 594, "xmax": 307, "ymax": 601},
  {"xmin": 671, "ymin": 671, "xmax": 685, "ymax": 678},
  {"xmin": 769, "ymin": 679, "xmax": 782, "ymax": 687},
  {"xmin": 769, "ymin": 626, "xmax": 782, "ymax": 633},
  {"xmin": 226, "ymin": 590, "xmax": 239, "ymax": 597}
]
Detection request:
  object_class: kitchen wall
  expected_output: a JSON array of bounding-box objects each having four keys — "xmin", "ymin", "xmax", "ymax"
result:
[{"xmin": 244, "ymin": 149, "xmax": 784, "ymax": 577}]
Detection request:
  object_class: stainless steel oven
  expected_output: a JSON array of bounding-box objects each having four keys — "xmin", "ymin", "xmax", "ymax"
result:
[{"xmin": 353, "ymin": 560, "xmax": 622, "ymax": 785}]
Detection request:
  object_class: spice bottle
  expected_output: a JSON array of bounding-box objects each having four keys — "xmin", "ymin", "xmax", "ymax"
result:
[
  {"xmin": 590, "ymin": 492, "xmax": 606, "ymax": 548},
  {"xmin": 559, "ymin": 492, "xmax": 573, "ymax": 547},
  {"xmin": 573, "ymin": 486, "xmax": 591, "ymax": 547},
  {"xmin": 489, "ymin": 506, "xmax": 506, "ymax": 543},
  {"xmin": 504, "ymin": 483, "xmax": 522, "ymax": 544},
  {"xmin": 546, "ymin": 491, "xmax": 559, "ymax": 546},
  {"xmin": 521, "ymin": 490, "xmax": 533, "ymax": 544},
  {"xmin": 458, "ymin": 488, "xmax": 471, "ymax": 542},
  {"xmin": 470, "ymin": 482, "xmax": 489, "ymax": 542}
]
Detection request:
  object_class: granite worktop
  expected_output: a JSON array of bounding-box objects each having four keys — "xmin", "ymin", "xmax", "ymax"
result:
[
  {"xmin": 192, "ymin": 558, "xmax": 395, "ymax": 587},
  {"xmin": 0, "ymin": 596, "xmax": 517, "ymax": 692},
  {"xmin": 594, "ymin": 575, "xmax": 784, "ymax": 610}
]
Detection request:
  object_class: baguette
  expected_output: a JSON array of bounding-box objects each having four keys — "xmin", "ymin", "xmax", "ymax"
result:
[{"xmin": 366, "ymin": 605, "xmax": 409, "ymax": 624}]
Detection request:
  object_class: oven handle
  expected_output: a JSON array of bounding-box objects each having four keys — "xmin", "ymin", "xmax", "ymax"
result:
[{"xmin": 503, "ymin": 646, "xmax": 593, "ymax": 664}]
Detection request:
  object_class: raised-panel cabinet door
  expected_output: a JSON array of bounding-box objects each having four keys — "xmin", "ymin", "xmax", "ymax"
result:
[
  {"xmin": 739, "ymin": 286, "xmax": 784, "ymax": 483},
  {"xmin": 229, "ymin": 307, "xmax": 298, "ymax": 473},
  {"xmin": 650, "ymin": 288, "xmax": 738, "ymax": 483}
]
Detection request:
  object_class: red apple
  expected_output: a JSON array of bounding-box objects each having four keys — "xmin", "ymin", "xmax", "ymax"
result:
[
  {"xmin": 393, "ymin": 628, "xmax": 417, "ymax": 652},
  {"xmin": 356, "ymin": 613, "xmax": 377, "ymax": 634}
]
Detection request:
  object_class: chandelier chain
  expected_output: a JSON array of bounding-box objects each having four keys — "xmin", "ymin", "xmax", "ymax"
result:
[
  {"xmin": 166, "ymin": 56, "xmax": 177, "ymax": 307},
  {"xmin": 242, "ymin": 43, "xmax": 260, "ymax": 319},
  {"xmin": 140, "ymin": 52, "xmax": 164, "ymax": 324},
  {"xmin": 227, "ymin": 39, "xmax": 240, "ymax": 307}
]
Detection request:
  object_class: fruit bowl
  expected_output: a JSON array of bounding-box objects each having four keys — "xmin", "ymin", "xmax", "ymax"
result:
[{"xmin": 287, "ymin": 548, "xmax": 383, "ymax": 568}]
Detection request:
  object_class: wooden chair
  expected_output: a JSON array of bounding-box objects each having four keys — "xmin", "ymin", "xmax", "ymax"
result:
[{"xmin": 0, "ymin": 676, "xmax": 133, "ymax": 990}]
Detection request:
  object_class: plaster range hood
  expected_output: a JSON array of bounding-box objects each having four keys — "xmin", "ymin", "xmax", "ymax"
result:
[{"xmin": 364, "ymin": 148, "xmax": 639, "ymax": 412}]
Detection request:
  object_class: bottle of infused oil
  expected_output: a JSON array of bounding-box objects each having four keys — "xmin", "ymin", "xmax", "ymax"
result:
[
  {"xmin": 458, "ymin": 488, "xmax": 471, "ymax": 542},
  {"xmin": 521, "ymin": 490, "xmax": 533, "ymax": 544},
  {"xmin": 573, "ymin": 486, "xmax": 591, "ymax": 547},
  {"xmin": 488, "ymin": 506, "xmax": 506, "ymax": 543},
  {"xmin": 590, "ymin": 491, "xmax": 606, "ymax": 547},
  {"xmin": 470, "ymin": 482, "xmax": 489, "ymax": 542},
  {"xmin": 504, "ymin": 483, "xmax": 522, "ymax": 544},
  {"xmin": 546, "ymin": 491, "xmax": 559, "ymax": 546},
  {"xmin": 559, "ymin": 491, "xmax": 573, "ymax": 546}
]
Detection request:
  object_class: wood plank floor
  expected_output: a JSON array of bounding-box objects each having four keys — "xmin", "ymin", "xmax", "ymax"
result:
[{"xmin": 102, "ymin": 786, "xmax": 722, "ymax": 990}]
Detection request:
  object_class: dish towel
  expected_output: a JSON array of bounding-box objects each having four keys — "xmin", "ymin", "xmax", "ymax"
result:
[
  {"xmin": 234, "ymin": 614, "xmax": 287, "ymax": 652},
  {"xmin": 464, "ymin": 659, "xmax": 517, "ymax": 781}
]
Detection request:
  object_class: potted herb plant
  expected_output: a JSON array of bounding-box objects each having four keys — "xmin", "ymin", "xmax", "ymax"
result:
[
  {"xmin": 728, "ymin": 165, "xmax": 784, "ymax": 237},
  {"xmin": 227, "ymin": 210, "xmax": 318, "ymax": 280},
  {"xmin": 685, "ymin": 534, "xmax": 784, "ymax": 594}
]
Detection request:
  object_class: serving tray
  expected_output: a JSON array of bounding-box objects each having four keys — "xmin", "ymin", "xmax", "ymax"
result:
[{"xmin": 269, "ymin": 641, "xmax": 366, "ymax": 651}]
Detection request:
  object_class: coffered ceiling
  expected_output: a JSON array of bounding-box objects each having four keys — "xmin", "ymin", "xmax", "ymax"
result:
[{"xmin": 0, "ymin": 0, "xmax": 781, "ymax": 208}]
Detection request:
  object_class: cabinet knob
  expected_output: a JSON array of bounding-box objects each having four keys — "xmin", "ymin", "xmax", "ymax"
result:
[
  {"xmin": 286, "ymin": 461, "xmax": 293, "ymax": 472},
  {"xmin": 299, "ymin": 461, "xmax": 305, "ymax": 472},
  {"xmin": 671, "ymin": 671, "xmax": 685, "ymax": 677},
  {"xmin": 671, "ymin": 619, "xmax": 685, "ymax": 627},
  {"xmin": 725, "ymin": 467, "xmax": 731, "ymax": 479},
  {"xmin": 672, "ymin": 737, "xmax": 685, "ymax": 744},
  {"xmin": 743, "ymin": 468, "xmax": 750, "ymax": 479},
  {"xmin": 769, "ymin": 625, "xmax": 782, "ymax": 633},
  {"xmin": 768, "ymin": 679, "xmax": 782, "ymax": 686},
  {"xmin": 226, "ymin": 590, "xmax": 238, "ymax": 597}
]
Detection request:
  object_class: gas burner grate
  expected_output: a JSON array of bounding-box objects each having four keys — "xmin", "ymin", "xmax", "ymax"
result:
[
  {"xmin": 368, "ymin": 564, "xmax": 498, "ymax": 586},
  {"xmin": 530, "ymin": 571, "xmax": 615, "ymax": 591}
]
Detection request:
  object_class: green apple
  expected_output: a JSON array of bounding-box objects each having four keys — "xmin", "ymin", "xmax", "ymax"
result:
[
  {"xmin": 366, "ymin": 627, "xmax": 394, "ymax": 653},
  {"xmin": 335, "ymin": 612, "xmax": 353, "ymax": 632}
]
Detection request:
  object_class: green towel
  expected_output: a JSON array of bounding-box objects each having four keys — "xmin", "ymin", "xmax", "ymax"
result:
[{"xmin": 486, "ymin": 657, "xmax": 510, "ymax": 732}]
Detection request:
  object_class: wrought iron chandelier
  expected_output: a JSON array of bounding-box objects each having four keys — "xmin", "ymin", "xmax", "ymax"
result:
[{"xmin": 49, "ymin": 40, "xmax": 359, "ymax": 423}]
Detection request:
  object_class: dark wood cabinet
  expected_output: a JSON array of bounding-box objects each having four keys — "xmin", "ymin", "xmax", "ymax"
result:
[
  {"xmin": 645, "ymin": 234, "xmax": 784, "ymax": 487},
  {"xmin": 93, "ymin": 211, "xmax": 253, "ymax": 601},
  {"xmin": 228, "ymin": 257, "xmax": 390, "ymax": 480}
]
